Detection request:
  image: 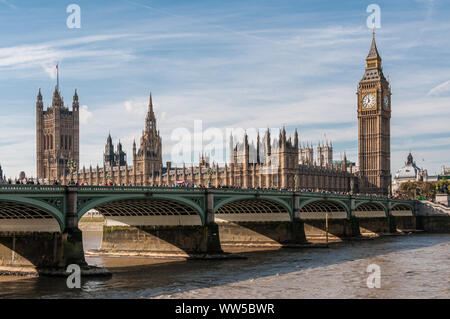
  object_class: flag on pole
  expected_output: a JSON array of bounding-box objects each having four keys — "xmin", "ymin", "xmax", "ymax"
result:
[{"xmin": 56, "ymin": 62, "xmax": 59, "ymax": 90}]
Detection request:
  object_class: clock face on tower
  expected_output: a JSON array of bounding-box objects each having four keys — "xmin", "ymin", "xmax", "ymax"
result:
[
  {"xmin": 384, "ymin": 95, "xmax": 389, "ymax": 109},
  {"xmin": 362, "ymin": 93, "xmax": 376, "ymax": 109}
]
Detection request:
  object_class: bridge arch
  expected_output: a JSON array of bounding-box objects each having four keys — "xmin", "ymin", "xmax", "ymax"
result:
[
  {"xmin": 354, "ymin": 201, "xmax": 388, "ymax": 218},
  {"xmin": 355, "ymin": 201, "xmax": 387, "ymax": 211},
  {"xmin": 0, "ymin": 196, "xmax": 65, "ymax": 231},
  {"xmin": 391, "ymin": 202, "xmax": 415, "ymax": 216},
  {"xmin": 391, "ymin": 203, "xmax": 414, "ymax": 210},
  {"xmin": 77, "ymin": 194, "xmax": 205, "ymax": 225},
  {"xmin": 298, "ymin": 198, "xmax": 350, "ymax": 219},
  {"xmin": 214, "ymin": 196, "xmax": 293, "ymax": 221}
]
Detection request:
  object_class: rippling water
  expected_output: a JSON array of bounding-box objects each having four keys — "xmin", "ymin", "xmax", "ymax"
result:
[{"xmin": 0, "ymin": 233, "xmax": 449, "ymax": 299}]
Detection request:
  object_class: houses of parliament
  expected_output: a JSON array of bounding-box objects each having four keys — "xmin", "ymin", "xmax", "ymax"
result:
[{"xmin": 35, "ymin": 33, "xmax": 391, "ymax": 195}]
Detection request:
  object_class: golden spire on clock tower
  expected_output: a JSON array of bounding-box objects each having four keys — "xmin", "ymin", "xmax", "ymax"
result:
[{"xmin": 366, "ymin": 30, "xmax": 382, "ymax": 70}]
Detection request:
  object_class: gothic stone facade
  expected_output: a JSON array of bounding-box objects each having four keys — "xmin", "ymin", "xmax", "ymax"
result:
[
  {"xmin": 36, "ymin": 86, "xmax": 79, "ymax": 182},
  {"xmin": 357, "ymin": 32, "xmax": 391, "ymax": 195},
  {"xmin": 36, "ymin": 34, "xmax": 390, "ymax": 194},
  {"xmin": 37, "ymin": 91, "xmax": 354, "ymax": 191}
]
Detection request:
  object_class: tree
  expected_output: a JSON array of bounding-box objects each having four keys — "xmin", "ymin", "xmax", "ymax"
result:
[
  {"xmin": 421, "ymin": 181, "xmax": 436, "ymax": 199},
  {"xmin": 398, "ymin": 181, "xmax": 437, "ymax": 200},
  {"xmin": 436, "ymin": 178, "xmax": 449, "ymax": 194}
]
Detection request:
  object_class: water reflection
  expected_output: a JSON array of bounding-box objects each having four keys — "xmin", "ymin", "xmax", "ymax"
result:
[{"xmin": 0, "ymin": 233, "xmax": 448, "ymax": 299}]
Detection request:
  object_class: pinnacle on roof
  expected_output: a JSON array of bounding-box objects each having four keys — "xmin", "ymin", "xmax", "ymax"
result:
[{"xmin": 367, "ymin": 29, "xmax": 381, "ymax": 60}]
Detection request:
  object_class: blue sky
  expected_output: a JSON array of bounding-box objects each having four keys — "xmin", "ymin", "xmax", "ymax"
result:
[{"xmin": 0, "ymin": 0, "xmax": 449, "ymax": 178}]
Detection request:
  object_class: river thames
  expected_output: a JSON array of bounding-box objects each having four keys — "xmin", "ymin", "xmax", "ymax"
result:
[{"xmin": 0, "ymin": 232, "xmax": 448, "ymax": 299}]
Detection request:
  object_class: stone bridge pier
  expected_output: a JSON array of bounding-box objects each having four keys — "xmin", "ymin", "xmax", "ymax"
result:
[
  {"xmin": 87, "ymin": 189, "xmax": 223, "ymax": 258},
  {"xmin": 0, "ymin": 186, "xmax": 105, "ymax": 276},
  {"xmin": 213, "ymin": 192, "xmax": 306, "ymax": 248},
  {"xmin": 63, "ymin": 187, "xmax": 88, "ymax": 267}
]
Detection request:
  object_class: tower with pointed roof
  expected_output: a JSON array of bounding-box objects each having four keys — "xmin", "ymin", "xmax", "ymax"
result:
[
  {"xmin": 36, "ymin": 66, "xmax": 80, "ymax": 182},
  {"xmin": 133, "ymin": 92, "xmax": 163, "ymax": 185},
  {"xmin": 115, "ymin": 140, "xmax": 127, "ymax": 166},
  {"xmin": 357, "ymin": 31, "xmax": 391, "ymax": 195},
  {"xmin": 317, "ymin": 141, "xmax": 333, "ymax": 167},
  {"xmin": 299, "ymin": 142, "xmax": 314, "ymax": 166},
  {"xmin": 104, "ymin": 133, "xmax": 115, "ymax": 167}
]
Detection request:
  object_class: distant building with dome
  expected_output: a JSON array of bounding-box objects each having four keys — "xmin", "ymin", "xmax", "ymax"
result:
[{"xmin": 393, "ymin": 152, "xmax": 438, "ymax": 191}]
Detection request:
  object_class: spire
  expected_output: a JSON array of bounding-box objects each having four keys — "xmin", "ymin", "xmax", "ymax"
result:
[
  {"xmin": 51, "ymin": 63, "xmax": 64, "ymax": 108},
  {"xmin": 72, "ymin": 89, "xmax": 79, "ymax": 110},
  {"xmin": 56, "ymin": 62, "xmax": 60, "ymax": 92},
  {"xmin": 36, "ymin": 88, "xmax": 43, "ymax": 109},
  {"xmin": 294, "ymin": 128, "xmax": 299, "ymax": 147},
  {"xmin": 367, "ymin": 29, "xmax": 380, "ymax": 60},
  {"xmin": 145, "ymin": 91, "xmax": 157, "ymax": 135},
  {"xmin": 52, "ymin": 85, "xmax": 63, "ymax": 108},
  {"xmin": 365, "ymin": 30, "xmax": 383, "ymax": 73},
  {"xmin": 343, "ymin": 151, "xmax": 347, "ymax": 171},
  {"xmin": 256, "ymin": 130, "xmax": 260, "ymax": 164},
  {"xmin": 149, "ymin": 91, "xmax": 153, "ymax": 113}
]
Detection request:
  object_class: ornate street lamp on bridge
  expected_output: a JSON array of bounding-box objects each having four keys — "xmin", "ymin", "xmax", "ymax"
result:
[{"xmin": 67, "ymin": 159, "xmax": 77, "ymax": 185}]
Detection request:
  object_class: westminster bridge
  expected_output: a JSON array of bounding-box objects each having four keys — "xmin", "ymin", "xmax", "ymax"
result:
[{"xmin": 0, "ymin": 185, "xmax": 419, "ymax": 274}]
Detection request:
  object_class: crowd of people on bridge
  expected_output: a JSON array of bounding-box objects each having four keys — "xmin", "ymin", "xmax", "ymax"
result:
[{"xmin": 2, "ymin": 177, "xmax": 401, "ymax": 200}]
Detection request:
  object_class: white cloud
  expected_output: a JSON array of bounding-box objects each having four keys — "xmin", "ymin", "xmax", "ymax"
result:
[
  {"xmin": 124, "ymin": 98, "xmax": 147, "ymax": 115},
  {"xmin": 427, "ymin": 80, "xmax": 450, "ymax": 96},
  {"xmin": 79, "ymin": 105, "xmax": 93, "ymax": 125},
  {"xmin": 41, "ymin": 62, "xmax": 57, "ymax": 79},
  {"xmin": 0, "ymin": 34, "xmax": 135, "ymax": 80}
]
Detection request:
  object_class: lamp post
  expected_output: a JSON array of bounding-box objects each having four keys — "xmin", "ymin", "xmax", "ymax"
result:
[
  {"xmin": 106, "ymin": 173, "xmax": 112, "ymax": 186},
  {"xmin": 389, "ymin": 173, "xmax": 392, "ymax": 198},
  {"xmin": 67, "ymin": 159, "xmax": 77, "ymax": 185}
]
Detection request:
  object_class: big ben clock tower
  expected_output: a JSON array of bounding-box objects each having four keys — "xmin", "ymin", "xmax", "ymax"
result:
[{"xmin": 357, "ymin": 31, "xmax": 391, "ymax": 195}]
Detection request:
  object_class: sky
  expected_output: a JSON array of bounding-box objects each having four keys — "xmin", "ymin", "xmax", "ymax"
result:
[{"xmin": 0, "ymin": 0, "xmax": 449, "ymax": 179}]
